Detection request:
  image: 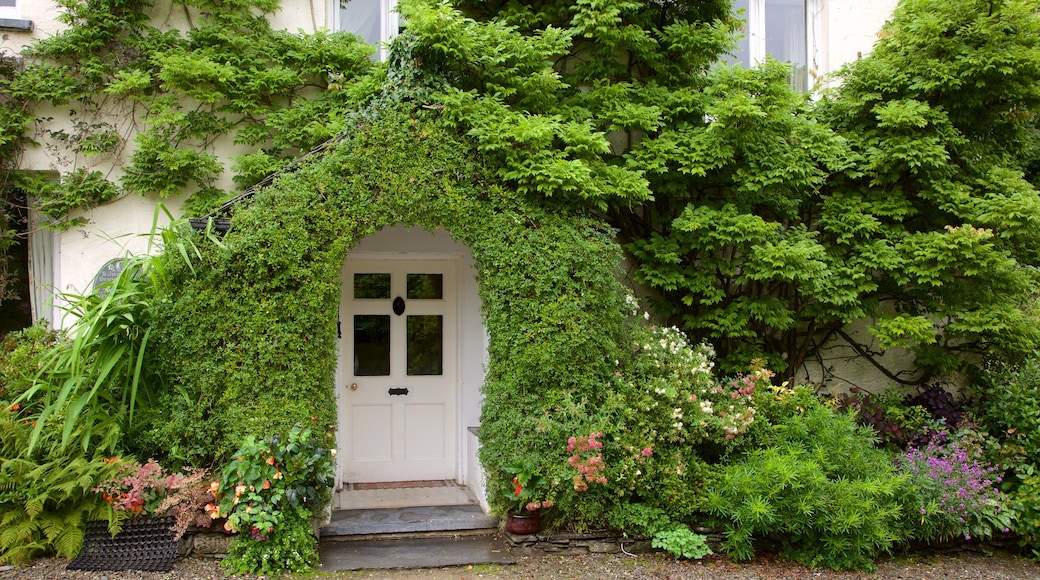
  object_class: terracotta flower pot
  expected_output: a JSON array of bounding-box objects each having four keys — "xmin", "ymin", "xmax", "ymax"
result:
[{"xmin": 505, "ymin": 512, "xmax": 541, "ymax": 535}]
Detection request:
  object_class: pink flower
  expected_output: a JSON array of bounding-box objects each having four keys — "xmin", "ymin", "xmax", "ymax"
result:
[{"xmin": 641, "ymin": 447, "xmax": 653, "ymax": 457}]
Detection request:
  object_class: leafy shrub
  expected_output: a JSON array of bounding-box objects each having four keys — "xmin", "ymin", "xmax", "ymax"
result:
[
  {"xmin": 0, "ymin": 324, "xmax": 59, "ymax": 402},
  {"xmin": 896, "ymin": 431, "xmax": 1013, "ymax": 543},
  {"xmin": 0, "ymin": 403, "xmax": 121, "ymax": 564},
  {"xmin": 221, "ymin": 505, "xmax": 319, "ymax": 576},
  {"xmin": 537, "ymin": 314, "xmax": 764, "ymax": 533},
  {"xmin": 972, "ymin": 358, "xmax": 1040, "ymax": 559},
  {"xmin": 703, "ymin": 386, "xmax": 907, "ymax": 571},
  {"xmin": 213, "ymin": 424, "xmax": 334, "ymax": 575},
  {"xmin": 16, "ymin": 210, "xmax": 205, "ymax": 454},
  {"xmin": 651, "ymin": 525, "xmax": 713, "ymax": 560},
  {"xmin": 1012, "ymin": 469, "xmax": 1040, "ymax": 560},
  {"xmin": 971, "ymin": 358, "xmax": 1040, "ymax": 469},
  {"xmin": 93, "ymin": 458, "xmax": 213, "ymax": 539},
  {"xmin": 836, "ymin": 387, "xmax": 933, "ymax": 449}
]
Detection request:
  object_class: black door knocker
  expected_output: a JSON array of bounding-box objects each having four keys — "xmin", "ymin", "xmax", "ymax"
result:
[{"xmin": 392, "ymin": 296, "xmax": 405, "ymax": 316}]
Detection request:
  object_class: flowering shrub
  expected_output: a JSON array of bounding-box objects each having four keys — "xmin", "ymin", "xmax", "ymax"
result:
[
  {"xmin": 897, "ymin": 431, "xmax": 1014, "ymax": 543},
  {"xmin": 567, "ymin": 432, "xmax": 607, "ymax": 492},
  {"xmin": 212, "ymin": 424, "xmax": 334, "ymax": 575},
  {"xmin": 548, "ymin": 305, "xmax": 766, "ymax": 534},
  {"xmin": 92, "ymin": 458, "xmax": 213, "ymax": 538}
]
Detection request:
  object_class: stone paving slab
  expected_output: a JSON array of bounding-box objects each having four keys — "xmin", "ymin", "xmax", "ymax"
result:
[
  {"xmin": 320, "ymin": 504, "xmax": 498, "ymax": 536},
  {"xmin": 318, "ymin": 535, "xmax": 516, "ymax": 571}
]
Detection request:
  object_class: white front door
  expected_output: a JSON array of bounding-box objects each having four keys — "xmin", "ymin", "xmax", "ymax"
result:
[{"xmin": 340, "ymin": 259, "xmax": 457, "ymax": 483}]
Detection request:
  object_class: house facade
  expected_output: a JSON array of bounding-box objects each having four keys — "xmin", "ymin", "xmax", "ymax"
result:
[{"xmin": 2, "ymin": 0, "xmax": 898, "ymax": 509}]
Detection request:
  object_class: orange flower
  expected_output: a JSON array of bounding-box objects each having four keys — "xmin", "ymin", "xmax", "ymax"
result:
[
  {"xmin": 102, "ymin": 457, "xmax": 121, "ymax": 464},
  {"xmin": 266, "ymin": 456, "xmax": 276, "ymax": 465},
  {"xmin": 8, "ymin": 403, "xmax": 19, "ymax": 411},
  {"xmin": 209, "ymin": 481, "xmax": 220, "ymax": 494},
  {"xmin": 262, "ymin": 479, "xmax": 271, "ymax": 490},
  {"xmin": 512, "ymin": 476, "xmax": 522, "ymax": 497}
]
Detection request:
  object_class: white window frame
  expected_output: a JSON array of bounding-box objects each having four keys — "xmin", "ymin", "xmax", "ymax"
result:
[
  {"xmin": 737, "ymin": 0, "xmax": 820, "ymax": 90},
  {"xmin": 0, "ymin": 0, "xmax": 19, "ymax": 20},
  {"xmin": 330, "ymin": 0, "xmax": 399, "ymax": 61}
]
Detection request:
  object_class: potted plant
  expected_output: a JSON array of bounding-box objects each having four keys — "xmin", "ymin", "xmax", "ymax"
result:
[
  {"xmin": 501, "ymin": 460, "xmax": 554, "ymax": 535},
  {"xmin": 69, "ymin": 459, "xmax": 214, "ymax": 572}
]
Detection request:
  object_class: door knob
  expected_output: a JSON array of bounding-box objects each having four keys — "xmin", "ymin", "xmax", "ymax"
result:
[{"xmin": 350, "ymin": 383, "xmax": 358, "ymax": 391}]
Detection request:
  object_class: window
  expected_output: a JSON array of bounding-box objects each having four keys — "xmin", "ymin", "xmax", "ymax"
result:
[
  {"xmin": 0, "ymin": 0, "xmax": 18, "ymax": 19},
  {"xmin": 730, "ymin": 0, "xmax": 816, "ymax": 91},
  {"xmin": 335, "ymin": 0, "xmax": 399, "ymax": 61}
]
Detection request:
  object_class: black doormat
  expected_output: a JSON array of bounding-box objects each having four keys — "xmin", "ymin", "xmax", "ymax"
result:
[{"xmin": 67, "ymin": 517, "xmax": 179, "ymax": 572}]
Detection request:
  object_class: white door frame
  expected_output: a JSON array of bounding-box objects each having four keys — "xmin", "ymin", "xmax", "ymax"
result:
[
  {"xmin": 338, "ymin": 255, "xmax": 459, "ymax": 484},
  {"xmin": 333, "ymin": 225, "xmax": 489, "ymax": 512}
]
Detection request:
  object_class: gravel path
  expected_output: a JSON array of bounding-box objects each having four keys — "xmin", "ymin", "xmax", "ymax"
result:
[{"xmin": 3, "ymin": 549, "xmax": 1040, "ymax": 579}]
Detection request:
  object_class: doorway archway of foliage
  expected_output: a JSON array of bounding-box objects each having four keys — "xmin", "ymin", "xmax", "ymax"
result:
[{"xmin": 146, "ymin": 100, "xmax": 632, "ymax": 523}]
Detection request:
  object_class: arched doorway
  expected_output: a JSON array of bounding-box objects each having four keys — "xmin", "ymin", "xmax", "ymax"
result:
[{"xmin": 334, "ymin": 225, "xmax": 487, "ymax": 510}]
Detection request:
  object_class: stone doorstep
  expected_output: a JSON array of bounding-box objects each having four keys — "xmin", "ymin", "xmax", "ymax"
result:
[{"xmin": 320, "ymin": 504, "xmax": 498, "ymax": 537}]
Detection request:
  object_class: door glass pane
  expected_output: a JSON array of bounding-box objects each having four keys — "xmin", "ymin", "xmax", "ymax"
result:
[
  {"xmin": 407, "ymin": 274, "xmax": 443, "ymax": 299},
  {"xmin": 407, "ymin": 315, "xmax": 442, "ymax": 375},
  {"xmin": 354, "ymin": 315, "xmax": 390, "ymax": 376},
  {"xmin": 354, "ymin": 273, "xmax": 391, "ymax": 299}
]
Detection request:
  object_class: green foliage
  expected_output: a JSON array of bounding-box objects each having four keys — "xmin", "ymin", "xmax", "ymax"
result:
[
  {"xmin": 16, "ymin": 208, "xmax": 199, "ymax": 453},
  {"xmin": 221, "ymin": 505, "xmax": 319, "ymax": 576},
  {"xmin": 0, "ymin": 324, "xmax": 60, "ymax": 402},
  {"xmin": 651, "ymin": 525, "xmax": 713, "ymax": 560},
  {"xmin": 0, "ymin": 393, "xmax": 121, "ymax": 564},
  {"xmin": 970, "ymin": 357, "xmax": 1040, "ymax": 558},
  {"xmin": 3, "ymin": 0, "xmax": 377, "ymax": 225},
  {"xmin": 972, "ymin": 358, "xmax": 1040, "ymax": 469},
  {"xmin": 703, "ymin": 387, "xmax": 907, "ymax": 571},
  {"xmin": 213, "ymin": 424, "xmax": 335, "ymax": 540},
  {"xmin": 620, "ymin": 0, "xmax": 1040, "ymax": 380},
  {"xmin": 1012, "ymin": 469, "xmax": 1040, "ymax": 560}
]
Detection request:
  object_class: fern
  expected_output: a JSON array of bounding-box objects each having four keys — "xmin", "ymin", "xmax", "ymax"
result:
[{"xmin": 0, "ymin": 418, "xmax": 120, "ymax": 564}]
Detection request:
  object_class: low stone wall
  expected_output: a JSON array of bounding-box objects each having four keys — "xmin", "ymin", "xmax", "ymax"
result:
[
  {"xmin": 178, "ymin": 531, "xmax": 232, "ymax": 557},
  {"xmin": 504, "ymin": 528, "xmax": 726, "ymax": 556}
]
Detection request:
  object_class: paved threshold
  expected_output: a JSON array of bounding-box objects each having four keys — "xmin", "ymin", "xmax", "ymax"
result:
[{"xmin": 318, "ymin": 534, "xmax": 516, "ymax": 571}]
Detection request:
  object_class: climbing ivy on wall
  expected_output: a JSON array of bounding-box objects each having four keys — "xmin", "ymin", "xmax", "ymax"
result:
[
  {"xmin": 143, "ymin": 99, "xmax": 631, "ymax": 532},
  {"xmin": 0, "ymin": 0, "xmax": 377, "ymax": 224}
]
